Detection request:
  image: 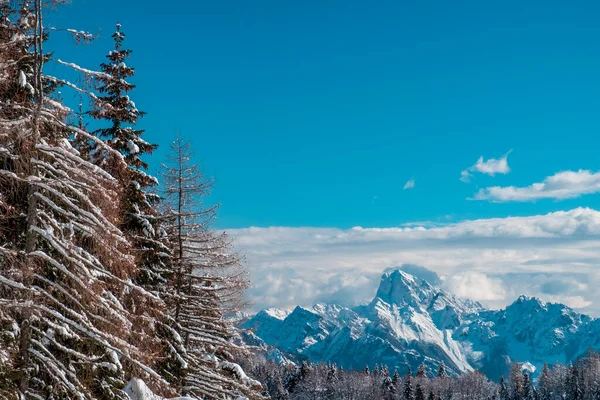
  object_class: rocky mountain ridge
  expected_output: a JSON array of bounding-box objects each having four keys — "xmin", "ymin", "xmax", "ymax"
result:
[{"xmin": 242, "ymin": 269, "xmax": 597, "ymax": 379}]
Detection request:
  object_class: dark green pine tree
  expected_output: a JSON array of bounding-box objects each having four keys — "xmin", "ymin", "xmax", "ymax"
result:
[
  {"xmin": 538, "ymin": 364, "xmax": 551, "ymax": 400},
  {"xmin": 594, "ymin": 378, "xmax": 600, "ymax": 400},
  {"xmin": 522, "ymin": 372, "xmax": 533, "ymax": 400},
  {"xmin": 437, "ymin": 362, "xmax": 448, "ymax": 379},
  {"xmin": 499, "ymin": 376, "xmax": 509, "ymax": 400},
  {"xmin": 509, "ymin": 363, "xmax": 524, "ymax": 400},
  {"xmin": 594, "ymin": 382, "xmax": 600, "ymax": 400},
  {"xmin": 88, "ymin": 24, "xmax": 185, "ymax": 388},
  {"xmin": 325, "ymin": 364, "xmax": 338, "ymax": 400},
  {"xmin": 382, "ymin": 375, "xmax": 394, "ymax": 399},
  {"xmin": 428, "ymin": 390, "xmax": 436, "ymax": 400},
  {"xmin": 415, "ymin": 381, "xmax": 426, "ymax": 400},
  {"xmin": 568, "ymin": 364, "xmax": 583, "ymax": 400},
  {"xmin": 299, "ymin": 361, "xmax": 311, "ymax": 381},
  {"xmin": 89, "ymin": 23, "xmax": 166, "ymax": 289},
  {"xmin": 392, "ymin": 369, "xmax": 401, "ymax": 385},
  {"xmin": 417, "ymin": 363, "xmax": 427, "ymax": 378},
  {"xmin": 382, "ymin": 365, "xmax": 390, "ymax": 378},
  {"xmin": 404, "ymin": 370, "xmax": 413, "ymax": 400}
]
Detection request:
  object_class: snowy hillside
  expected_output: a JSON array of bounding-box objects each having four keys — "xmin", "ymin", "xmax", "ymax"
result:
[{"xmin": 242, "ymin": 269, "xmax": 598, "ymax": 379}]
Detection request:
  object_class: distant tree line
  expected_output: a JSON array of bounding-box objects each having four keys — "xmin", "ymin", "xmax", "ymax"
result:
[{"xmin": 240, "ymin": 350, "xmax": 600, "ymax": 400}]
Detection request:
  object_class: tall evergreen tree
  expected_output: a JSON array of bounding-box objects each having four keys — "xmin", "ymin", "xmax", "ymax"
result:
[
  {"xmin": 538, "ymin": 363, "xmax": 551, "ymax": 400},
  {"xmin": 417, "ymin": 363, "xmax": 427, "ymax": 378},
  {"xmin": 522, "ymin": 372, "xmax": 533, "ymax": 400},
  {"xmin": 499, "ymin": 376, "xmax": 509, "ymax": 400},
  {"xmin": 392, "ymin": 368, "xmax": 400, "ymax": 385},
  {"xmin": 381, "ymin": 364, "xmax": 390, "ymax": 378},
  {"xmin": 415, "ymin": 381, "xmax": 426, "ymax": 400},
  {"xmin": 161, "ymin": 137, "xmax": 264, "ymax": 399},
  {"xmin": 509, "ymin": 363, "xmax": 524, "ymax": 400},
  {"xmin": 404, "ymin": 370, "xmax": 414, "ymax": 400},
  {"xmin": 568, "ymin": 364, "xmax": 583, "ymax": 400},
  {"xmin": 86, "ymin": 23, "xmax": 185, "ymax": 388},
  {"xmin": 0, "ymin": 2, "xmax": 167, "ymax": 397},
  {"xmin": 325, "ymin": 363, "xmax": 338, "ymax": 399},
  {"xmin": 88, "ymin": 23, "xmax": 167, "ymax": 294},
  {"xmin": 437, "ymin": 362, "xmax": 448, "ymax": 379}
]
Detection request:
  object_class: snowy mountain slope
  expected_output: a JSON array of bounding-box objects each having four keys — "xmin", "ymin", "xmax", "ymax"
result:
[{"xmin": 242, "ymin": 269, "xmax": 599, "ymax": 379}]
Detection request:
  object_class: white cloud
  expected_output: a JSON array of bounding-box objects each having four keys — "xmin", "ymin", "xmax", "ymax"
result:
[
  {"xmin": 443, "ymin": 272, "xmax": 506, "ymax": 302},
  {"xmin": 404, "ymin": 178, "xmax": 415, "ymax": 190},
  {"xmin": 230, "ymin": 207, "xmax": 600, "ymax": 315},
  {"xmin": 461, "ymin": 151, "xmax": 511, "ymax": 183},
  {"xmin": 460, "ymin": 170, "xmax": 472, "ymax": 183},
  {"xmin": 545, "ymin": 295, "xmax": 592, "ymax": 309},
  {"xmin": 474, "ymin": 169, "xmax": 600, "ymax": 202}
]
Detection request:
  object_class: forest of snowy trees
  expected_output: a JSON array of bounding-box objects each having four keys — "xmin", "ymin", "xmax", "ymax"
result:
[
  {"xmin": 241, "ymin": 351, "xmax": 600, "ymax": 400},
  {"xmin": 2, "ymin": 0, "xmax": 600, "ymax": 399}
]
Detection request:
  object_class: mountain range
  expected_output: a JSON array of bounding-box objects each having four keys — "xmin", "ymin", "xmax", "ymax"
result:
[{"xmin": 241, "ymin": 268, "xmax": 600, "ymax": 379}]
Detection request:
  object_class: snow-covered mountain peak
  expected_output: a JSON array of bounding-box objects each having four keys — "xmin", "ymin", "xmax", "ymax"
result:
[
  {"xmin": 375, "ymin": 269, "xmax": 437, "ymax": 308},
  {"xmin": 513, "ymin": 294, "xmax": 545, "ymax": 307},
  {"xmin": 244, "ymin": 268, "xmax": 600, "ymax": 380},
  {"xmin": 262, "ymin": 308, "xmax": 292, "ymax": 320}
]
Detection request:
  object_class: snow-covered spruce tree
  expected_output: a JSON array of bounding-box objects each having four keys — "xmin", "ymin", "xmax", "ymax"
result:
[
  {"xmin": 86, "ymin": 24, "xmax": 186, "ymax": 387},
  {"xmin": 508, "ymin": 362, "xmax": 524, "ymax": 400},
  {"xmin": 88, "ymin": 23, "xmax": 168, "ymax": 291},
  {"xmin": 0, "ymin": 2, "xmax": 168, "ymax": 398},
  {"xmin": 403, "ymin": 370, "xmax": 413, "ymax": 400},
  {"xmin": 0, "ymin": 0, "xmax": 32, "ymax": 391},
  {"xmin": 161, "ymin": 137, "xmax": 265, "ymax": 399},
  {"xmin": 498, "ymin": 376, "xmax": 509, "ymax": 400},
  {"xmin": 436, "ymin": 362, "xmax": 447, "ymax": 379}
]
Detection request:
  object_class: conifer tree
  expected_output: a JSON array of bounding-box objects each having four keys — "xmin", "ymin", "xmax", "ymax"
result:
[
  {"xmin": 594, "ymin": 382, "xmax": 600, "ymax": 400},
  {"xmin": 499, "ymin": 376, "xmax": 509, "ymax": 400},
  {"xmin": 538, "ymin": 364, "xmax": 551, "ymax": 400},
  {"xmin": 415, "ymin": 381, "xmax": 426, "ymax": 400},
  {"xmin": 404, "ymin": 370, "xmax": 414, "ymax": 400},
  {"xmin": 382, "ymin": 364, "xmax": 390, "ymax": 378},
  {"xmin": 392, "ymin": 369, "xmax": 400, "ymax": 385},
  {"xmin": 509, "ymin": 363, "xmax": 524, "ymax": 400},
  {"xmin": 88, "ymin": 23, "xmax": 167, "ymax": 294},
  {"xmin": 417, "ymin": 363, "xmax": 427, "ymax": 378},
  {"xmin": 325, "ymin": 364, "xmax": 338, "ymax": 400},
  {"xmin": 568, "ymin": 364, "xmax": 583, "ymax": 400},
  {"xmin": 161, "ymin": 137, "xmax": 264, "ymax": 399},
  {"xmin": 0, "ymin": 2, "xmax": 167, "ymax": 397},
  {"xmin": 0, "ymin": 0, "xmax": 33, "ymax": 389},
  {"xmin": 86, "ymin": 23, "xmax": 186, "ymax": 387},
  {"xmin": 522, "ymin": 372, "xmax": 533, "ymax": 400},
  {"xmin": 437, "ymin": 362, "xmax": 448, "ymax": 379}
]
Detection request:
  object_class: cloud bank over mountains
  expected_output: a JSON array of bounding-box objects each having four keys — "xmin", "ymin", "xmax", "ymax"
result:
[{"xmin": 231, "ymin": 207, "xmax": 600, "ymax": 315}]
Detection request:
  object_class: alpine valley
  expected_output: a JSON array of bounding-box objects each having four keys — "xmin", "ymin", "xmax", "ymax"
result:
[{"xmin": 241, "ymin": 268, "xmax": 600, "ymax": 380}]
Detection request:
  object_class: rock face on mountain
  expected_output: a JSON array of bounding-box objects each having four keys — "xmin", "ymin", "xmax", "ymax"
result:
[{"xmin": 241, "ymin": 269, "xmax": 597, "ymax": 379}]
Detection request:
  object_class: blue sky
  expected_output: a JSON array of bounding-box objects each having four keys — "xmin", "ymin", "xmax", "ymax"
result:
[
  {"xmin": 44, "ymin": 1, "xmax": 600, "ymax": 313},
  {"xmin": 46, "ymin": 0, "xmax": 600, "ymax": 229}
]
